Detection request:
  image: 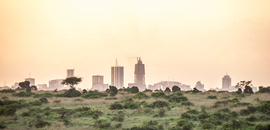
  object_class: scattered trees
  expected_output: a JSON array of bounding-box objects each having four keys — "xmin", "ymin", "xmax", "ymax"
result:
[{"xmin": 235, "ymin": 81, "xmax": 254, "ymax": 94}]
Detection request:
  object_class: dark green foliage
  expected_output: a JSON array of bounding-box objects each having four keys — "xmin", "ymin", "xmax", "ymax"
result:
[
  {"xmin": 115, "ymin": 123, "xmax": 122, "ymax": 128},
  {"xmin": 124, "ymin": 120, "xmax": 162, "ymax": 130},
  {"xmin": 168, "ymin": 96, "xmax": 188, "ymax": 103},
  {"xmin": 192, "ymin": 87, "xmax": 200, "ymax": 93},
  {"xmin": 247, "ymin": 106, "xmax": 257, "ymax": 113},
  {"xmin": 198, "ymin": 113, "xmax": 210, "ymax": 119},
  {"xmin": 0, "ymin": 121, "xmax": 6, "ymax": 129},
  {"xmin": 186, "ymin": 109, "xmax": 199, "ymax": 114},
  {"xmin": 31, "ymin": 85, "xmax": 37, "ymax": 90},
  {"xmin": 207, "ymin": 95, "xmax": 217, "ymax": 99},
  {"xmin": 124, "ymin": 101, "xmax": 140, "ymax": 109},
  {"xmin": 0, "ymin": 89, "xmax": 15, "ymax": 93},
  {"xmin": 4, "ymin": 104, "xmax": 18, "ymax": 116},
  {"xmin": 19, "ymin": 81, "xmax": 31, "ymax": 92},
  {"xmin": 59, "ymin": 89, "xmax": 81, "ymax": 97},
  {"xmin": 130, "ymin": 86, "xmax": 139, "ymax": 93},
  {"xmin": 181, "ymin": 101, "xmax": 194, "ymax": 106},
  {"xmin": 255, "ymin": 123, "xmax": 270, "ymax": 130},
  {"xmin": 218, "ymin": 108, "xmax": 231, "ymax": 113},
  {"xmin": 244, "ymin": 86, "xmax": 254, "ymax": 94},
  {"xmin": 13, "ymin": 91, "xmax": 34, "ymax": 97},
  {"xmin": 176, "ymin": 119, "xmax": 194, "ymax": 130},
  {"xmin": 82, "ymin": 89, "xmax": 87, "ymax": 93},
  {"xmin": 1, "ymin": 96, "xmax": 8, "ymax": 100},
  {"xmin": 94, "ymin": 119, "xmax": 111, "ymax": 129},
  {"xmin": 202, "ymin": 123, "xmax": 216, "ymax": 129},
  {"xmin": 257, "ymin": 101, "xmax": 270, "ymax": 115},
  {"xmin": 213, "ymin": 100, "xmax": 228, "ymax": 108},
  {"xmin": 109, "ymin": 86, "xmax": 118, "ymax": 96},
  {"xmin": 236, "ymin": 88, "xmax": 242, "ymax": 94},
  {"xmin": 246, "ymin": 114, "xmax": 257, "ymax": 122},
  {"xmin": 39, "ymin": 97, "xmax": 49, "ymax": 104},
  {"xmin": 257, "ymin": 86, "xmax": 269, "ymax": 93},
  {"xmin": 81, "ymin": 90, "xmax": 107, "ymax": 99},
  {"xmin": 28, "ymin": 100, "xmax": 42, "ymax": 106},
  {"xmin": 61, "ymin": 77, "xmax": 82, "ymax": 89},
  {"xmin": 164, "ymin": 87, "xmax": 171, "ymax": 93},
  {"xmin": 133, "ymin": 92, "xmax": 149, "ymax": 99},
  {"xmin": 148, "ymin": 100, "xmax": 169, "ymax": 108},
  {"xmin": 143, "ymin": 89, "xmax": 153, "ymax": 92},
  {"xmin": 33, "ymin": 93, "xmax": 53, "ymax": 98},
  {"xmin": 109, "ymin": 102, "xmax": 124, "ymax": 110},
  {"xmin": 151, "ymin": 91, "xmax": 166, "ymax": 98},
  {"xmin": 111, "ymin": 111, "xmax": 125, "ymax": 122},
  {"xmin": 73, "ymin": 98, "xmax": 83, "ymax": 102},
  {"xmin": 53, "ymin": 100, "xmax": 61, "ymax": 103},
  {"xmin": 172, "ymin": 86, "xmax": 181, "ymax": 92},
  {"xmin": 153, "ymin": 108, "xmax": 165, "ymax": 117},
  {"xmin": 35, "ymin": 119, "xmax": 50, "ymax": 128},
  {"xmin": 229, "ymin": 111, "xmax": 239, "ymax": 118},
  {"xmin": 240, "ymin": 109, "xmax": 250, "ymax": 116}
]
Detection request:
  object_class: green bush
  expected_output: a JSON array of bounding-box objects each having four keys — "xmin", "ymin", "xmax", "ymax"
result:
[
  {"xmin": 198, "ymin": 113, "xmax": 210, "ymax": 119},
  {"xmin": 181, "ymin": 101, "xmax": 194, "ymax": 106},
  {"xmin": 81, "ymin": 91, "xmax": 107, "ymax": 99},
  {"xmin": 1, "ymin": 96, "xmax": 8, "ymax": 100},
  {"xmin": 21, "ymin": 111, "xmax": 31, "ymax": 117},
  {"xmin": 229, "ymin": 111, "xmax": 239, "ymax": 118},
  {"xmin": 168, "ymin": 96, "xmax": 188, "ymax": 103},
  {"xmin": 0, "ymin": 121, "xmax": 6, "ymax": 129},
  {"xmin": 130, "ymin": 86, "xmax": 139, "ymax": 94},
  {"xmin": 0, "ymin": 89, "xmax": 16, "ymax": 93},
  {"xmin": 39, "ymin": 97, "xmax": 49, "ymax": 104},
  {"xmin": 105, "ymin": 97, "xmax": 117, "ymax": 100},
  {"xmin": 153, "ymin": 108, "xmax": 165, "ymax": 117},
  {"xmin": 109, "ymin": 102, "xmax": 124, "ymax": 110},
  {"xmin": 218, "ymin": 108, "xmax": 231, "ymax": 113},
  {"xmin": 124, "ymin": 101, "xmax": 140, "ymax": 109},
  {"xmin": 115, "ymin": 123, "xmax": 122, "ymax": 128},
  {"xmin": 151, "ymin": 92, "xmax": 166, "ymax": 98},
  {"xmin": 186, "ymin": 109, "xmax": 199, "ymax": 114},
  {"xmin": 246, "ymin": 114, "xmax": 257, "ymax": 122},
  {"xmin": 247, "ymin": 106, "xmax": 257, "ymax": 113},
  {"xmin": 133, "ymin": 92, "xmax": 149, "ymax": 99},
  {"xmin": 240, "ymin": 109, "xmax": 251, "ymax": 116},
  {"xmin": 35, "ymin": 119, "xmax": 51, "ymax": 128},
  {"xmin": 53, "ymin": 100, "xmax": 61, "ymax": 103},
  {"xmin": 34, "ymin": 93, "xmax": 53, "ymax": 98},
  {"xmin": 108, "ymin": 86, "xmax": 118, "ymax": 96},
  {"xmin": 255, "ymin": 123, "xmax": 270, "ymax": 130},
  {"xmin": 207, "ymin": 95, "xmax": 217, "ymax": 99},
  {"xmin": 13, "ymin": 91, "xmax": 34, "ymax": 97},
  {"xmin": 176, "ymin": 119, "xmax": 194, "ymax": 130},
  {"xmin": 202, "ymin": 123, "xmax": 216, "ymax": 129},
  {"xmin": 58, "ymin": 89, "xmax": 81, "ymax": 97},
  {"xmin": 94, "ymin": 119, "xmax": 111, "ymax": 129},
  {"xmin": 257, "ymin": 101, "xmax": 270, "ymax": 115},
  {"xmin": 164, "ymin": 87, "xmax": 171, "ymax": 93},
  {"xmin": 5, "ymin": 104, "xmax": 18, "ymax": 116},
  {"xmin": 111, "ymin": 111, "xmax": 125, "ymax": 122},
  {"xmin": 148, "ymin": 100, "xmax": 169, "ymax": 108},
  {"xmin": 172, "ymin": 86, "xmax": 181, "ymax": 92}
]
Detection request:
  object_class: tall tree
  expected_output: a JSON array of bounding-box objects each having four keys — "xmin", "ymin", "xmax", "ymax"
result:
[
  {"xmin": 235, "ymin": 81, "xmax": 253, "ymax": 94},
  {"xmin": 61, "ymin": 77, "xmax": 82, "ymax": 89},
  {"xmin": 19, "ymin": 81, "xmax": 31, "ymax": 92}
]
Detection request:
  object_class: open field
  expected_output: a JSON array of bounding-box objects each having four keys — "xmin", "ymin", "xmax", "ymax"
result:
[{"xmin": 0, "ymin": 89, "xmax": 270, "ymax": 130}]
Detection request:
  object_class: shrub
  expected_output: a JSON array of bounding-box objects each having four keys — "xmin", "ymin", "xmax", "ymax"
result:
[
  {"xmin": 94, "ymin": 119, "xmax": 111, "ymax": 129},
  {"xmin": 153, "ymin": 108, "xmax": 165, "ymax": 117},
  {"xmin": 207, "ymin": 95, "xmax": 217, "ymax": 99},
  {"xmin": 257, "ymin": 101, "xmax": 270, "ymax": 115},
  {"xmin": 53, "ymin": 100, "xmax": 61, "ymax": 103},
  {"xmin": 5, "ymin": 104, "xmax": 18, "ymax": 116},
  {"xmin": 168, "ymin": 96, "xmax": 188, "ymax": 103},
  {"xmin": 108, "ymin": 86, "xmax": 118, "ymax": 96},
  {"xmin": 229, "ymin": 111, "xmax": 239, "ymax": 118},
  {"xmin": 130, "ymin": 86, "xmax": 139, "ymax": 94},
  {"xmin": 151, "ymin": 92, "xmax": 166, "ymax": 98},
  {"xmin": 202, "ymin": 123, "xmax": 216, "ymax": 129},
  {"xmin": 186, "ymin": 109, "xmax": 199, "ymax": 114},
  {"xmin": 124, "ymin": 101, "xmax": 140, "ymax": 109},
  {"xmin": 21, "ymin": 111, "xmax": 31, "ymax": 117},
  {"xmin": 255, "ymin": 123, "xmax": 270, "ymax": 130},
  {"xmin": 148, "ymin": 100, "xmax": 169, "ymax": 108},
  {"xmin": 13, "ymin": 91, "xmax": 34, "ymax": 97},
  {"xmin": 109, "ymin": 102, "xmax": 124, "ymax": 110},
  {"xmin": 82, "ymin": 91, "xmax": 107, "ymax": 99},
  {"xmin": 105, "ymin": 97, "xmax": 117, "ymax": 100},
  {"xmin": 115, "ymin": 123, "xmax": 122, "ymax": 128},
  {"xmin": 164, "ymin": 87, "xmax": 171, "ymax": 93},
  {"xmin": 111, "ymin": 111, "xmax": 125, "ymax": 122},
  {"xmin": 1, "ymin": 96, "xmax": 8, "ymax": 100},
  {"xmin": 240, "ymin": 109, "xmax": 251, "ymax": 116},
  {"xmin": 0, "ymin": 121, "xmax": 6, "ymax": 129},
  {"xmin": 34, "ymin": 93, "xmax": 53, "ymax": 98},
  {"xmin": 198, "ymin": 113, "xmax": 210, "ymax": 119},
  {"xmin": 176, "ymin": 119, "xmax": 194, "ymax": 129},
  {"xmin": 181, "ymin": 101, "xmax": 194, "ymax": 106},
  {"xmin": 0, "ymin": 89, "xmax": 16, "ymax": 93},
  {"xmin": 82, "ymin": 89, "xmax": 87, "ymax": 93},
  {"xmin": 247, "ymin": 106, "xmax": 257, "ymax": 113},
  {"xmin": 133, "ymin": 92, "xmax": 149, "ymax": 99},
  {"xmin": 39, "ymin": 97, "xmax": 49, "ymax": 104},
  {"xmin": 218, "ymin": 108, "xmax": 231, "ymax": 113},
  {"xmin": 246, "ymin": 114, "xmax": 257, "ymax": 122},
  {"xmin": 172, "ymin": 86, "xmax": 181, "ymax": 92},
  {"xmin": 59, "ymin": 89, "xmax": 81, "ymax": 97},
  {"xmin": 35, "ymin": 119, "xmax": 51, "ymax": 128}
]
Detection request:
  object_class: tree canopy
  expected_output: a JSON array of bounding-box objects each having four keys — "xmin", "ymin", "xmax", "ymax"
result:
[
  {"xmin": 61, "ymin": 77, "xmax": 82, "ymax": 89},
  {"xmin": 172, "ymin": 86, "xmax": 181, "ymax": 92},
  {"xmin": 19, "ymin": 81, "xmax": 31, "ymax": 92}
]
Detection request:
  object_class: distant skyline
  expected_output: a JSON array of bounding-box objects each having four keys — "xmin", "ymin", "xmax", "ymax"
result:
[{"xmin": 1, "ymin": 0, "xmax": 270, "ymax": 89}]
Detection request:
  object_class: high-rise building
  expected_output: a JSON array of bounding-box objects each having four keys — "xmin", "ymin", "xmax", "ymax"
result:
[
  {"xmin": 67, "ymin": 69, "xmax": 74, "ymax": 78},
  {"xmin": 111, "ymin": 59, "xmax": 124, "ymax": 88},
  {"xmin": 92, "ymin": 75, "xmax": 108, "ymax": 91},
  {"xmin": 222, "ymin": 74, "xmax": 231, "ymax": 90},
  {"xmin": 128, "ymin": 58, "xmax": 146, "ymax": 91},
  {"xmin": 25, "ymin": 78, "xmax": 35, "ymax": 86},
  {"xmin": 195, "ymin": 81, "xmax": 204, "ymax": 91},
  {"xmin": 49, "ymin": 79, "xmax": 64, "ymax": 90}
]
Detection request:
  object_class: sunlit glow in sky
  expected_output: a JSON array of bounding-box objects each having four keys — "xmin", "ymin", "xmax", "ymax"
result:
[{"xmin": 1, "ymin": 0, "xmax": 270, "ymax": 89}]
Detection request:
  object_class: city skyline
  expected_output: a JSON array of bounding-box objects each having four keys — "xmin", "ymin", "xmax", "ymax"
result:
[{"xmin": 1, "ymin": 0, "xmax": 270, "ymax": 89}]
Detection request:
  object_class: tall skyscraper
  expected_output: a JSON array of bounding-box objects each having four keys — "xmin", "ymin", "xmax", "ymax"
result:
[
  {"xmin": 128, "ymin": 57, "xmax": 146, "ymax": 91},
  {"xmin": 111, "ymin": 59, "xmax": 124, "ymax": 88},
  {"xmin": 67, "ymin": 69, "xmax": 74, "ymax": 78},
  {"xmin": 195, "ymin": 81, "xmax": 204, "ymax": 91},
  {"xmin": 92, "ymin": 75, "xmax": 108, "ymax": 91},
  {"xmin": 25, "ymin": 78, "xmax": 35, "ymax": 86},
  {"xmin": 222, "ymin": 74, "xmax": 231, "ymax": 90},
  {"xmin": 134, "ymin": 57, "xmax": 145, "ymax": 85}
]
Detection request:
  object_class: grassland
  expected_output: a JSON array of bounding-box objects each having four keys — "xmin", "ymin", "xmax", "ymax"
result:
[{"xmin": 0, "ymin": 89, "xmax": 270, "ymax": 130}]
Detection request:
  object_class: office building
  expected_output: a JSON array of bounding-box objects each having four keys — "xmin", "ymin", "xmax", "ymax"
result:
[
  {"xmin": 25, "ymin": 78, "xmax": 35, "ymax": 86},
  {"xmin": 49, "ymin": 79, "xmax": 64, "ymax": 90},
  {"xmin": 195, "ymin": 81, "xmax": 204, "ymax": 91},
  {"xmin": 222, "ymin": 74, "xmax": 231, "ymax": 90},
  {"xmin": 128, "ymin": 57, "xmax": 146, "ymax": 91},
  {"xmin": 67, "ymin": 69, "xmax": 74, "ymax": 78},
  {"xmin": 92, "ymin": 75, "xmax": 108, "ymax": 91},
  {"xmin": 111, "ymin": 59, "xmax": 124, "ymax": 88}
]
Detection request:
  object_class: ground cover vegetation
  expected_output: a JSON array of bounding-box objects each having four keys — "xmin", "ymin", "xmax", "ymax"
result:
[{"xmin": 0, "ymin": 85, "xmax": 270, "ymax": 130}]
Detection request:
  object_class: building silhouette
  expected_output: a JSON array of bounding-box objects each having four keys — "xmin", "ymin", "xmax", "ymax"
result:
[
  {"xmin": 25, "ymin": 78, "xmax": 35, "ymax": 86},
  {"xmin": 222, "ymin": 74, "xmax": 231, "ymax": 90},
  {"xmin": 195, "ymin": 81, "xmax": 204, "ymax": 91},
  {"xmin": 92, "ymin": 75, "xmax": 108, "ymax": 91},
  {"xmin": 67, "ymin": 69, "xmax": 74, "ymax": 78},
  {"xmin": 111, "ymin": 59, "xmax": 124, "ymax": 88},
  {"xmin": 128, "ymin": 57, "xmax": 146, "ymax": 91},
  {"xmin": 49, "ymin": 79, "xmax": 64, "ymax": 90}
]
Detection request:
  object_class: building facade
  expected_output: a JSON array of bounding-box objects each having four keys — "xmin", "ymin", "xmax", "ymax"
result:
[
  {"xmin": 92, "ymin": 75, "xmax": 108, "ymax": 91},
  {"xmin": 49, "ymin": 79, "xmax": 65, "ymax": 90},
  {"xmin": 195, "ymin": 81, "xmax": 204, "ymax": 91},
  {"xmin": 25, "ymin": 78, "xmax": 35, "ymax": 86},
  {"xmin": 111, "ymin": 66, "xmax": 124, "ymax": 88},
  {"xmin": 128, "ymin": 58, "xmax": 146, "ymax": 91},
  {"xmin": 67, "ymin": 69, "xmax": 74, "ymax": 78},
  {"xmin": 222, "ymin": 74, "xmax": 231, "ymax": 90}
]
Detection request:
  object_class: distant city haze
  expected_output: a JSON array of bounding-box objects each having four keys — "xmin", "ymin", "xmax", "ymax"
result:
[{"xmin": 1, "ymin": 0, "xmax": 270, "ymax": 89}]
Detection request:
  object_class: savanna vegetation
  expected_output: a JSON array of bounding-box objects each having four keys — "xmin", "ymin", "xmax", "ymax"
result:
[{"xmin": 0, "ymin": 85, "xmax": 270, "ymax": 130}]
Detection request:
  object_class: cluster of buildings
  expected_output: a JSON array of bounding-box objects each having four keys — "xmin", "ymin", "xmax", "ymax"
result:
[{"xmin": 0, "ymin": 58, "xmax": 259, "ymax": 92}]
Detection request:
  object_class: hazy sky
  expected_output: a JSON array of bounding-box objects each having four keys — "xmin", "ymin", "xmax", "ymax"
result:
[{"xmin": 1, "ymin": 0, "xmax": 270, "ymax": 89}]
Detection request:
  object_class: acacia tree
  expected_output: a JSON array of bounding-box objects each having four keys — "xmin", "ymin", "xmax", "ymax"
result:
[
  {"xmin": 172, "ymin": 86, "xmax": 181, "ymax": 92},
  {"xmin": 235, "ymin": 80, "xmax": 253, "ymax": 94},
  {"xmin": 19, "ymin": 81, "xmax": 31, "ymax": 92},
  {"xmin": 61, "ymin": 77, "xmax": 82, "ymax": 89}
]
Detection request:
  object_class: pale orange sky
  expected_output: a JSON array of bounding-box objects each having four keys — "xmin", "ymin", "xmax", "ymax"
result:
[{"xmin": 1, "ymin": 0, "xmax": 270, "ymax": 89}]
